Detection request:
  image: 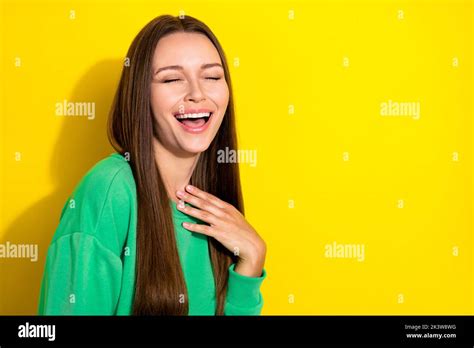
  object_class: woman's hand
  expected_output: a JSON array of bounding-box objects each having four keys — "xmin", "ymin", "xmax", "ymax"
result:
[{"xmin": 176, "ymin": 184, "xmax": 266, "ymax": 277}]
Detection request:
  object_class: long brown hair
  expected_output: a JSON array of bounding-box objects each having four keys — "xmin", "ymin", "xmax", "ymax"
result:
[{"xmin": 107, "ymin": 15, "xmax": 242, "ymax": 315}]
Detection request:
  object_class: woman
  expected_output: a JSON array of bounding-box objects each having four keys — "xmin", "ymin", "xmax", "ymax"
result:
[{"xmin": 38, "ymin": 14, "xmax": 267, "ymax": 315}]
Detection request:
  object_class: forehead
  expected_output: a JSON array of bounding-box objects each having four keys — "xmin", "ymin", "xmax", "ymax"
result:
[{"xmin": 153, "ymin": 32, "xmax": 222, "ymax": 69}]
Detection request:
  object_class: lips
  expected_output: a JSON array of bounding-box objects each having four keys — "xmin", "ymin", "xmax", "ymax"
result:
[{"xmin": 173, "ymin": 109, "xmax": 214, "ymax": 134}]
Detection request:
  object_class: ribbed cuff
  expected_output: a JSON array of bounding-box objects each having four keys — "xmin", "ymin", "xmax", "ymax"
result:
[{"xmin": 226, "ymin": 263, "xmax": 267, "ymax": 309}]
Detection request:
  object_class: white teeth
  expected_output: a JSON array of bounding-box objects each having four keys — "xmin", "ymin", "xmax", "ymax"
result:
[{"xmin": 175, "ymin": 112, "xmax": 211, "ymax": 119}]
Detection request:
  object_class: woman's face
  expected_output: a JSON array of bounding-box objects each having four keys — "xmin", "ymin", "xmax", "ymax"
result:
[{"xmin": 151, "ymin": 32, "xmax": 229, "ymax": 155}]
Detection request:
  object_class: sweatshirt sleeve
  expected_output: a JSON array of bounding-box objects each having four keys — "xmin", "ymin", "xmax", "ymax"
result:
[
  {"xmin": 38, "ymin": 160, "xmax": 133, "ymax": 315},
  {"xmin": 224, "ymin": 263, "xmax": 267, "ymax": 315},
  {"xmin": 37, "ymin": 233, "xmax": 123, "ymax": 315}
]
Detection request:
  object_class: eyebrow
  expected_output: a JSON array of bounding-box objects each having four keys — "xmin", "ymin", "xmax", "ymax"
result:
[{"xmin": 155, "ymin": 63, "xmax": 223, "ymax": 75}]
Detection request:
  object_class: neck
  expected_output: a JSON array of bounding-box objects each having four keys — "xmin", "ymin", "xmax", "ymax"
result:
[{"xmin": 152, "ymin": 138, "xmax": 199, "ymax": 204}]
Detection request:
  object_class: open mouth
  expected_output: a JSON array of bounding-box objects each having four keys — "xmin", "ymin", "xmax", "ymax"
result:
[{"xmin": 174, "ymin": 112, "xmax": 212, "ymax": 128}]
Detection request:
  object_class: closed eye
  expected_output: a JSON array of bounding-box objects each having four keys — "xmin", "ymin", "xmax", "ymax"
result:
[{"xmin": 163, "ymin": 78, "xmax": 220, "ymax": 83}]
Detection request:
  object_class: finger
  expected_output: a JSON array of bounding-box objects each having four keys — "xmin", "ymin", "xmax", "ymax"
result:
[
  {"xmin": 176, "ymin": 190, "xmax": 225, "ymax": 218},
  {"xmin": 182, "ymin": 222, "xmax": 216, "ymax": 238},
  {"xmin": 185, "ymin": 185, "xmax": 227, "ymax": 209},
  {"xmin": 177, "ymin": 201, "xmax": 218, "ymax": 225}
]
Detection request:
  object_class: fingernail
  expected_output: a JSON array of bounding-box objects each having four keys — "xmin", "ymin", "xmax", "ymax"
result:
[
  {"xmin": 186, "ymin": 185, "xmax": 193, "ymax": 191},
  {"xmin": 177, "ymin": 190, "xmax": 184, "ymax": 197},
  {"xmin": 178, "ymin": 200, "xmax": 185, "ymax": 209}
]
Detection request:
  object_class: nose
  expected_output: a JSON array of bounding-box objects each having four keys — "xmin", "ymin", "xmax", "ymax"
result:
[{"xmin": 185, "ymin": 79, "xmax": 206, "ymax": 103}]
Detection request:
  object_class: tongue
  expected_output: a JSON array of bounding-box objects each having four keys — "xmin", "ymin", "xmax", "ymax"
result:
[{"xmin": 182, "ymin": 118, "xmax": 206, "ymax": 128}]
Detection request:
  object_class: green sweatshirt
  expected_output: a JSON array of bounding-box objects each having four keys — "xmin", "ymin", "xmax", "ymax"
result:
[{"xmin": 38, "ymin": 153, "xmax": 266, "ymax": 315}]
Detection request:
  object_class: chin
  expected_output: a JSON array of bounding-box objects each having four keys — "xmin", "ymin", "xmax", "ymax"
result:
[{"xmin": 179, "ymin": 140, "xmax": 212, "ymax": 155}]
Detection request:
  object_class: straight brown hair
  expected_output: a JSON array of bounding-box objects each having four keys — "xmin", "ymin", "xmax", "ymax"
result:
[{"xmin": 107, "ymin": 15, "xmax": 242, "ymax": 315}]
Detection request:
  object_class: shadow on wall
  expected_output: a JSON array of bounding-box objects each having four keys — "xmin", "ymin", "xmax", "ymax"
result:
[{"xmin": 0, "ymin": 59, "xmax": 123, "ymax": 314}]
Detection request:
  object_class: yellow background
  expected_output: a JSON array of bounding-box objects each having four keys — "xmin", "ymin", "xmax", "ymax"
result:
[{"xmin": 0, "ymin": 0, "xmax": 472, "ymax": 314}]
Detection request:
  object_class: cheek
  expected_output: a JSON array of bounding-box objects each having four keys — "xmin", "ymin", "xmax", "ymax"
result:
[
  {"xmin": 209, "ymin": 83, "xmax": 230, "ymax": 110},
  {"xmin": 150, "ymin": 86, "xmax": 178, "ymax": 120}
]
